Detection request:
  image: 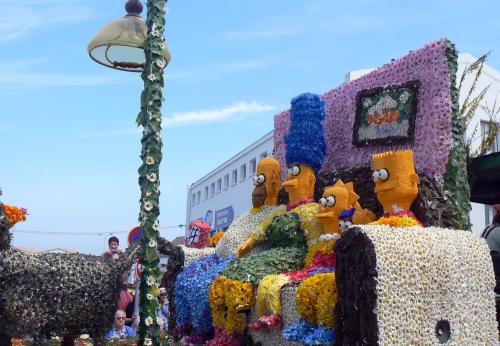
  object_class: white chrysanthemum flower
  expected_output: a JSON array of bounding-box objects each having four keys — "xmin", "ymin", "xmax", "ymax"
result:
[
  {"xmin": 156, "ymin": 59, "xmax": 166, "ymax": 69},
  {"xmin": 146, "ymin": 156, "xmax": 155, "ymax": 165},
  {"xmin": 144, "ymin": 338, "xmax": 153, "ymax": 346},
  {"xmin": 144, "ymin": 201, "xmax": 154, "ymax": 211},
  {"xmin": 147, "ymin": 173, "xmax": 157, "ymax": 182},
  {"xmin": 154, "ymin": 220, "xmax": 160, "ymax": 230},
  {"xmin": 145, "ymin": 316, "xmax": 154, "ymax": 326},
  {"xmin": 148, "ymin": 239, "xmax": 157, "ymax": 248},
  {"xmin": 147, "ymin": 293, "xmax": 155, "ymax": 301},
  {"xmin": 147, "ymin": 278, "xmax": 157, "ymax": 288},
  {"xmin": 148, "ymin": 73, "xmax": 156, "ymax": 81}
]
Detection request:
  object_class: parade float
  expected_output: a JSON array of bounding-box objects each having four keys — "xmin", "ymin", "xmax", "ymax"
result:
[
  {"xmin": 0, "ymin": 37, "xmax": 498, "ymax": 346},
  {"xmin": 167, "ymin": 38, "xmax": 498, "ymax": 346}
]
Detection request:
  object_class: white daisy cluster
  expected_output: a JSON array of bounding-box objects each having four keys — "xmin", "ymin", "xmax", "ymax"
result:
[
  {"xmin": 215, "ymin": 205, "xmax": 285, "ymax": 258},
  {"xmin": 358, "ymin": 225, "xmax": 498, "ymax": 345},
  {"xmin": 179, "ymin": 245, "xmax": 215, "ymax": 266}
]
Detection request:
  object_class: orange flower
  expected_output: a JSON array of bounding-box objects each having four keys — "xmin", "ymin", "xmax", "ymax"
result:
[{"xmin": 3, "ymin": 204, "xmax": 27, "ymax": 227}]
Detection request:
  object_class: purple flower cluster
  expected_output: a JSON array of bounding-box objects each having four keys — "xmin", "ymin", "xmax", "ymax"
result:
[{"xmin": 274, "ymin": 39, "xmax": 453, "ymax": 181}]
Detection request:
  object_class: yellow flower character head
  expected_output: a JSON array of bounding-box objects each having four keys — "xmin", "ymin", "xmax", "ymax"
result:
[
  {"xmin": 281, "ymin": 164, "xmax": 316, "ymax": 204},
  {"xmin": 315, "ymin": 180, "xmax": 359, "ymax": 234},
  {"xmin": 252, "ymin": 157, "xmax": 281, "ymax": 208},
  {"xmin": 371, "ymin": 150, "xmax": 419, "ymax": 213}
]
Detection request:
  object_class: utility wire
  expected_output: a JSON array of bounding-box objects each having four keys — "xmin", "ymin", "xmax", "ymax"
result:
[{"xmin": 11, "ymin": 224, "xmax": 185, "ymax": 236}]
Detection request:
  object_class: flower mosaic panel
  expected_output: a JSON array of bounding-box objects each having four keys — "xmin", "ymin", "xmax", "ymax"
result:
[
  {"xmin": 274, "ymin": 39, "xmax": 453, "ymax": 181},
  {"xmin": 353, "ymin": 80, "xmax": 420, "ymax": 146}
]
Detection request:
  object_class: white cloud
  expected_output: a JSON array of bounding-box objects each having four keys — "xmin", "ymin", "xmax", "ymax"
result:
[
  {"xmin": 70, "ymin": 101, "xmax": 276, "ymax": 140},
  {"xmin": 163, "ymin": 101, "xmax": 276, "ymax": 127},
  {"xmin": 0, "ymin": 0, "xmax": 94, "ymax": 42}
]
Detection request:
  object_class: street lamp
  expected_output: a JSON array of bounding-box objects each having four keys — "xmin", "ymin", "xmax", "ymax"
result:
[
  {"xmin": 88, "ymin": 0, "xmax": 169, "ymax": 345},
  {"xmin": 87, "ymin": 0, "xmax": 170, "ymax": 72}
]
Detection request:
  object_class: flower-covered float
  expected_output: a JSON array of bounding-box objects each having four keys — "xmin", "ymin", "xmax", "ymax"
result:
[
  {"xmin": 0, "ymin": 192, "xmax": 140, "ymax": 346},
  {"xmin": 173, "ymin": 157, "xmax": 284, "ymax": 343}
]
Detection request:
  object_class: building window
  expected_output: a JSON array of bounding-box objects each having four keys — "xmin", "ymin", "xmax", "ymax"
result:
[
  {"xmin": 250, "ymin": 158, "xmax": 257, "ymax": 175},
  {"xmin": 260, "ymin": 151, "xmax": 268, "ymax": 160},
  {"xmin": 191, "ymin": 194, "xmax": 196, "ymax": 207},
  {"xmin": 481, "ymin": 121, "xmax": 500, "ymax": 153},
  {"xmin": 232, "ymin": 169, "xmax": 237, "ymax": 185},
  {"xmin": 210, "ymin": 183, "xmax": 215, "ymax": 197},
  {"xmin": 196, "ymin": 191, "xmax": 201, "ymax": 205},
  {"xmin": 217, "ymin": 179, "xmax": 222, "ymax": 193},
  {"xmin": 224, "ymin": 174, "xmax": 229, "ymax": 190},
  {"xmin": 204, "ymin": 186, "xmax": 209, "ymax": 200},
  {"xmin": 240, "ymin": 164, "xmax": 247, "ymax": 180}
]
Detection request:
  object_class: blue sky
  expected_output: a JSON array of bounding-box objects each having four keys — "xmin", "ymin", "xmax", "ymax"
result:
[{"xmin": 1, "ymin": 0, "xmax": 499, "ymax": 254}]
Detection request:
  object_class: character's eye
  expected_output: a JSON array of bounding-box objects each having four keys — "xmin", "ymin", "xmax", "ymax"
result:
[
  {"xmin": 378, "ymin": 168, "xmax": 389, "ymax": 181},
  {"xmin": 345, "ymin": 221, "xmax": 353, "ymax": 228},
  {"xmin": 287, "ymin": 168, "xmax": 293, "ymax": 177},
  {"xmin": 253, "ymin": 176, "xmax": 258, "ymax": 184},
  {"xmin": 372, "ymin": 171, "xmax": 380, "ymax": 181},
  {"xmin": 326, "ymin": 196, "xmax": 336, "ymax": 207},
  {"xmin": 319, "ymin": 197, "xmax": 327, "ymax": 207},
  {"xmin": 339, "ymin": 220, "xmax": 345, "ymax": 229},
  {"xmin": 256, "ymin": 174, "xmax": 266, "ymax": 184},
  {"xmin": 291, "ymin": 165, "xmax": 300, "ymax": 176}
]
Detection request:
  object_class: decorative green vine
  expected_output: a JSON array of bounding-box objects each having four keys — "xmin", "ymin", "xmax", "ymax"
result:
[
  {"xmin": 136, "ymin": 1, "xmax": 168, "ymax": 345},
  {"xmin": 443, "ymin": 39, "xmax": 471, "ymax": 230}
]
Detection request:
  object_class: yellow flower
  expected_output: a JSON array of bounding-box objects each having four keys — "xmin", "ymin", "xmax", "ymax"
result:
[
  {"xmin": 304, "ymin": 239, "xmax": 336, "ymax": 265},
  {"xmin": 209, "ymin": 276, "xmax": 254, "ymax": 333},
  {"xmin": 296, "ymin": 273, "xmax": 337, "ymax": 328},
  {"xmin": 371, "ymin": 215, "xmax": 422, "ymax": 227}
]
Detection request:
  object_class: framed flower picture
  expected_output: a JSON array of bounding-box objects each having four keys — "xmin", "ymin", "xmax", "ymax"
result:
[{"xmin": 353, "ymin": 80, "xmax": 420, "ymax": 146}]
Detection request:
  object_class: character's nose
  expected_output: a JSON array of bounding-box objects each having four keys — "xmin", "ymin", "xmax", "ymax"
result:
[{"xmin": 282, "ymin": 179, "xmax": 298, "ymax": 190}]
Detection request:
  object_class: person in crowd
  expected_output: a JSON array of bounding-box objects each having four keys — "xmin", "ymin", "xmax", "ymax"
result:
[
  {"xmin": 157, "ymin": 287, "xmax": 169, "ymax": 332},
  {"xmin": 106, "ymin": 310, "xmax": 137, "ymax": 339},
  {"xmin": 101, "ymin": 236, "xmax": 123, "ymax": 260},
  {"xmin": 482, "ymin": 204, "xmax": 500, "ymax": 253}
]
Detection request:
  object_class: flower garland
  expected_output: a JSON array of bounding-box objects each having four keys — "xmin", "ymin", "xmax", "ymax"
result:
[
  {"xmin": 136, "ymin": 0, "xmax": 169, "ymax": 344},
  {"xmin": 209, "ymin": 276, "xmax": 254, "ymax": 334},
  {"xmin": 371, "ymin": 210, "xmax": 423, "ymax": 227},
  {"xmin": 2, "ymin": 204, "xmax": 27, "ymax": 228},
  {"xmin": 295, "ymin": 273, "xmax": 337, "ymax": 328}
]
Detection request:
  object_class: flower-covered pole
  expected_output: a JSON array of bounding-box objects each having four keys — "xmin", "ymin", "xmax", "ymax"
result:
[{"xmin": 136, "ymin": 0, "xmax": 168, "ymax": 345}]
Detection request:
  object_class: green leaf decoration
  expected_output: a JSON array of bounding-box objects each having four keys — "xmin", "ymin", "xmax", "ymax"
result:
[
  {"xmin": 265, "ymin": 212, "xmax": 307, "ymax": 250},
  {"xmin": 221, "ymin": 247, "xmax": 306, "ymax": 286},
  {"xmin": 443, "ymin": 39, "xmax": 471, "ymax": 230}
]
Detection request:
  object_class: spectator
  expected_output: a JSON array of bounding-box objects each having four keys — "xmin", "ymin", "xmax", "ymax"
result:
[
  {"xmin": 481, "ymin": 204, "xmax": 500, "ymax": 253},
  {"xmin": 101, "ymin": 236, "xmax": 123, "ymax": 260},
  {"xmin": 156, "ymin": 287, "xmax": 169, "ymax": 332},
  {"xmin": 106, "ymin": 310, "xmax": 136, "ymax": 339}
]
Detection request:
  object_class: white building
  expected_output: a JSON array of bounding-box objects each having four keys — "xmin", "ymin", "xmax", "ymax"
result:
[
  {"xmin": 185, "ymin": 53, "xmax": 500, "ymax": 236},
  {"xmin": 185, "ymin": 131, "xmax": 273, "ymax": 237}
]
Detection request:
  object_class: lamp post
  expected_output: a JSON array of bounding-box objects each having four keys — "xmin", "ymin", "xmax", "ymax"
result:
[{"xmin": 88, "ymin": 0, "xmax": 169, "ymax": 345}]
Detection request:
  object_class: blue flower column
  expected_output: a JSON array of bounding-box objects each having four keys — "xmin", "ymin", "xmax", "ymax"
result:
[{"xmin": 137, "ymin": 1, "xmax": 168, "ymax": 345}]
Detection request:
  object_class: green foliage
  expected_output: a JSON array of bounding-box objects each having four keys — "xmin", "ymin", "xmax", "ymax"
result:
[
  {"xmin": 221, "ymin": 247, "xmax": 306, "ymax": 286},
  {"xmin": 443, "ymin": 39, "xmax": 471, "ymax": 230},
  {"xmin": 265, "ymin": 213, "xmax": 307, "ymax": 250},
  {"xmin": 458, "ymin": 51, "xmax": 500, "ymax": 158}
]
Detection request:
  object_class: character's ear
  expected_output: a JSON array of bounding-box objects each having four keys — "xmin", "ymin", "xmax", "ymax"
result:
[
  {"xmin": 410, "ymin": 173, "xmax": 419, "ymax": 184},
  {"xmin": 309, "ymin": 173, "xmax": 316, "ymax": 186}
]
